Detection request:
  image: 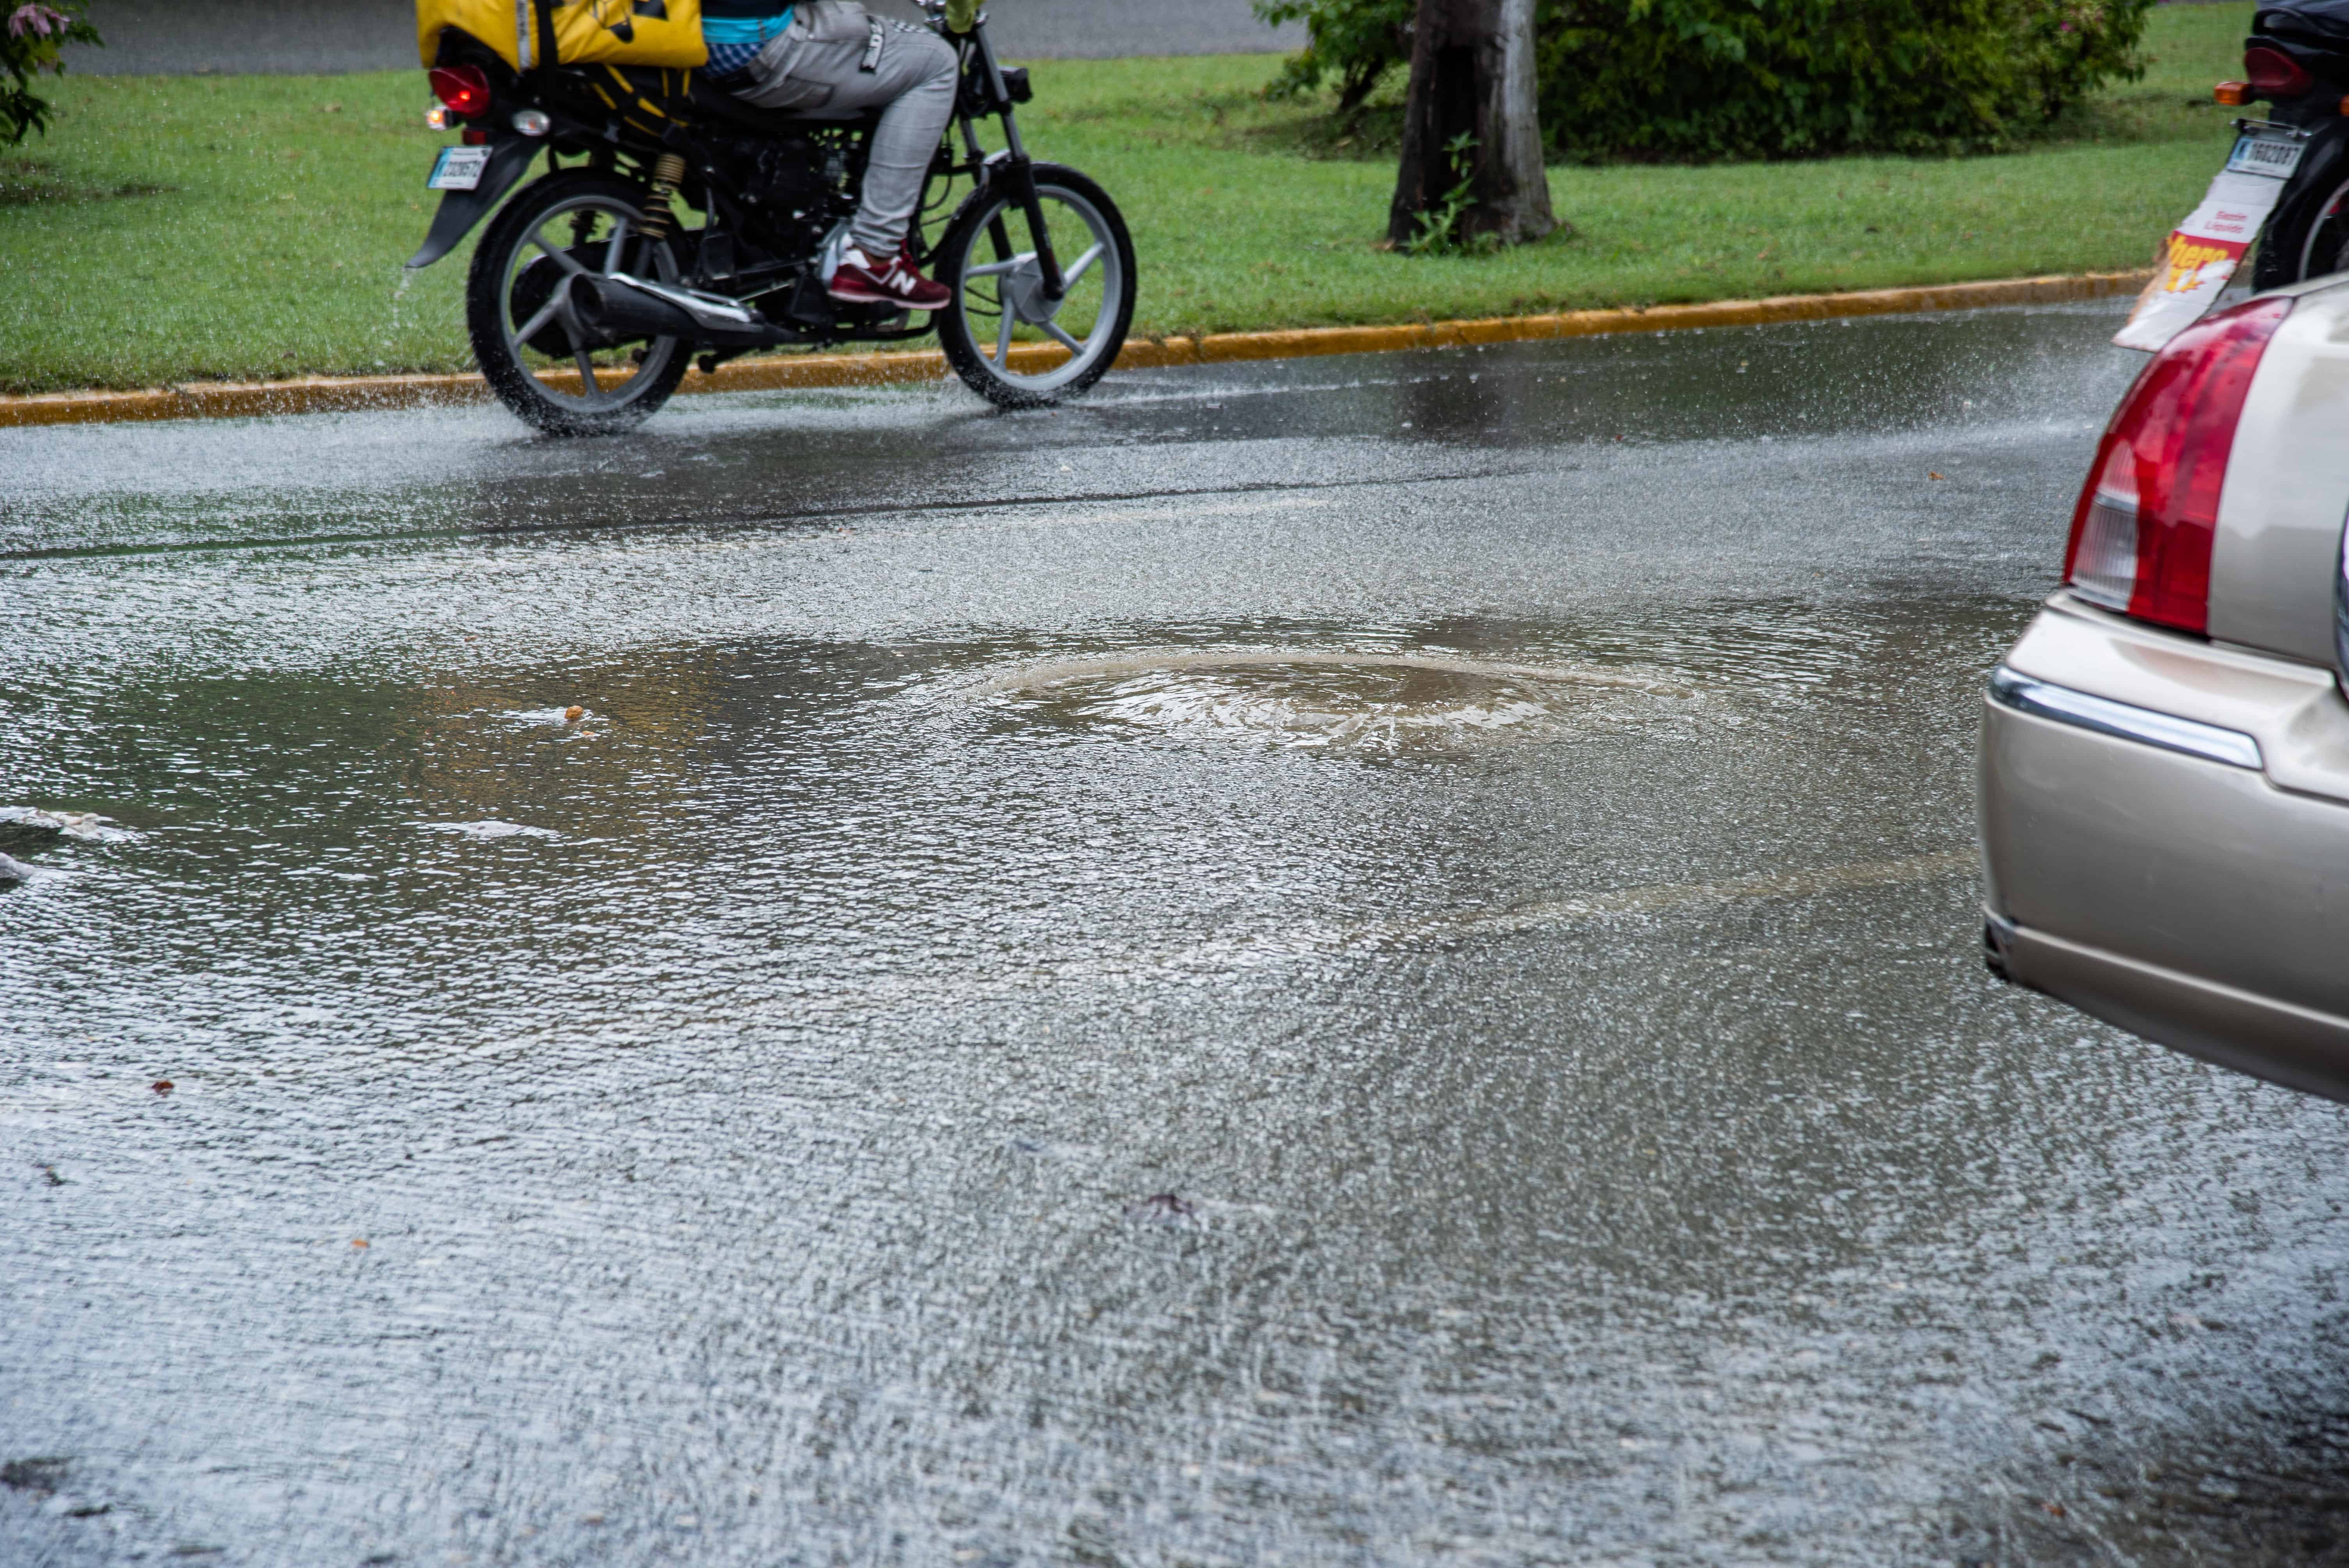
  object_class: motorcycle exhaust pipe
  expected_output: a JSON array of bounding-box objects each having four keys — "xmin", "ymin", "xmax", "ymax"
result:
[
  {"xmin": 567, "ymin": 273, "xmax": 694, "ymax": 340},
  {"xmin": 566, "ymin": 273, "xmax": 785, "ymax": 348}
]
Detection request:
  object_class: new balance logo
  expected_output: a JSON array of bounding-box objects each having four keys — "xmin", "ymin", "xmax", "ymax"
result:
[{"xmin": 827, "ymin": 252, "xmax": 952, "ymax": 312}]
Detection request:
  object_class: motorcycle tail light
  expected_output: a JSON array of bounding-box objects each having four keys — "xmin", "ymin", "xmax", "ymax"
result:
[
  {"xmin": 2215, "ymin": 80, "xmax": 2251, "ymax": 106},
  {"xmin": 2244, "ymin": 44, "xmax": 2313, "ymax": 99},
  {"xmin": 428, "ymin": 64, "xmax": 493, "ymax": 119},
  {"xmin": 2063, "ymin": 297, "xmax": 2292, "ymax": 633}
]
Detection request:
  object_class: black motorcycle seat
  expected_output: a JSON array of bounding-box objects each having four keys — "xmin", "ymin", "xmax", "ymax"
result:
[
  {"xmin": 2257, "ymin": 0, "xmax": 2349, "ymax": 46},
  {"xmin": 686, "ymin": 75, "xmax": 881, "ymax": 136}
]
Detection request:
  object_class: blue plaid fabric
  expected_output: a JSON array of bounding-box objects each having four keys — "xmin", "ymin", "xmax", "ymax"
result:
[{"xmin": 703, "ymin": 11, "xmax": 794, "ymax": 80}]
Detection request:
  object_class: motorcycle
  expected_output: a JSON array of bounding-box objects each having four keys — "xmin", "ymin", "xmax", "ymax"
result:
[
  {"xmin": 407, "ymin": 0, "xmax": 1136, "ymax": 433},
  {"xmin": 2117, "ymin": 0, "xmax": 2349, "ymax": 350}
]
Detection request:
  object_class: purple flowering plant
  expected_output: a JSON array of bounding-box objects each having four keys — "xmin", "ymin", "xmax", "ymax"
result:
[{"xmin": 5, "ymin": 0, "xmax": 100, "ymax": 145}]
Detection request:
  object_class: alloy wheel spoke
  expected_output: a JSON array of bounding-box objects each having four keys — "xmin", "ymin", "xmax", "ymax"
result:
[
  {"xmin": 532, "ymin": 235, "xmax": 589, "ymax": 277},
  {"xmin": 1041, "ymin": 320, "xmax": 1085, "ymax": 356},
  {"xmin": 1059, "ymin": 242, "xmax": 1105, "ymax": 289},
  {"xmin": 602, "ymin": 217, "xmax": 633, "ymax": 277},
  {"xmin": 995, "ymin": 299, "xmax": 1016, "ymax": 364},
  {"xmin": 966, "ymin": 253, "xmax": 1033, "ymax": 280},
  {"xmin": 513, "ymin": 292, "xmax": 567, "ymax": 345},
  {"xmin": 574, "ymin": 347, "xmax": 601, "ymax": 397}
]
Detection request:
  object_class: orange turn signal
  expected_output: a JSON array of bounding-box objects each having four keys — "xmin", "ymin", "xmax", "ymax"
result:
[{"xmin": 2215, "ymin": 80, "xmax": 2251, "ymax": 105}]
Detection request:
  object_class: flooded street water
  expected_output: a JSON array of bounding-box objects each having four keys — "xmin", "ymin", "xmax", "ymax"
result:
[{"xmin": 11, "ymin": 304, "xmax": 2349, "ymax": 1566}]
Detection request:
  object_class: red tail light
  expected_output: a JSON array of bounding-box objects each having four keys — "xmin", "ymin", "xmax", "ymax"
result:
[
  {"xmin": 2064, "ymin": 297, "xmax": 2292, "ymax": 633},
  {"xmin": 2244, "ymin": 44, "xmax": 2313, "ymax": 99},
  {"xmin": 428, "ymin": 65, "xmax": 493, "ymax": 120}
]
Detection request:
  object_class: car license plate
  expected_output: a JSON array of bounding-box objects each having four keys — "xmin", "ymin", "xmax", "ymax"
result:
[
  {"xmin": 2225, "ymin": 128, "xmax": 2305, "ymax": 180},
  {"xmin": 427, "ymin": 145, "xmax": 491, "ymax": 191}
]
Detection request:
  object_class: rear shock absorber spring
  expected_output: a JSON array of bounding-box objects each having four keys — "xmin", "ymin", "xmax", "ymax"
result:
[{"xmin": 638, "ymin": 151, "xmax": 687, "ymax": 244}]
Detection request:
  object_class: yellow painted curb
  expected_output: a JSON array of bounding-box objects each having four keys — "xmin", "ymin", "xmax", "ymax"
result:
[{"xmin": 0, "ymin": 269, "xmax": 2151, "ymax": 430}]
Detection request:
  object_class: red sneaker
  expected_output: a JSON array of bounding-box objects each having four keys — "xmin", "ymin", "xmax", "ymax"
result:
[{"xmin": 827, "ymin": 246, "xmax": 952, "ymax": 312}]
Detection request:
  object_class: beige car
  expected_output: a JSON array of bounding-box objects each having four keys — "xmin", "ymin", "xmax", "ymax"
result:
[{"xmin": 1980, "ymin": 277, "xmax": 2349, "ymax": 1102}]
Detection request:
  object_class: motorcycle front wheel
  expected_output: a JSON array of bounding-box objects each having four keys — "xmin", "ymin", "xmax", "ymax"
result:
[
  {"xmin": 932, "ymin": 164, "xmax": 1136, "ymax": 410},
  {"xmin": 465, "ymin": 171, "xmax": 692, "ymax": 436}
]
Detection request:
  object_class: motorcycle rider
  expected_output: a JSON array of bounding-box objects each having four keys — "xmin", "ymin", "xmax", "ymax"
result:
[{"xmin": 702, "ymin": 0, "xmax": 958, "ymax": 311}]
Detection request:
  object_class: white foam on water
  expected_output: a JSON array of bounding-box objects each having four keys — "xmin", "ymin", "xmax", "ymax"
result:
[
  {"xmin": 412, "ymin": 820, "xmax": 562, "ymax": 841},
  {"xmin": 963, "ymin": 649, "xmax": 1691, "ymax": 754},
  {"xmin": 503, "ymin": 707, "xmax": 593, "ymax": 728}
]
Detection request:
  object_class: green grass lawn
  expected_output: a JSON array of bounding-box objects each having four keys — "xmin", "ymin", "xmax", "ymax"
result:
[{"xmin": 0, "ymin": 5, "xmax": 2250, "ymax": 394}]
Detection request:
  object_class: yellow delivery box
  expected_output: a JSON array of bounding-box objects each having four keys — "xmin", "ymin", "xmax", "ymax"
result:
[{"xmin": 417, "ymin": 0, "xmax": 707, "ymax": 71}]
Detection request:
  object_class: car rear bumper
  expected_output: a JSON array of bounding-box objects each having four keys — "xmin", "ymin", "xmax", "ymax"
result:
[
  {"xmin": 1980, "ymin": 593, "xmax": 2349, "ymax": 1101},
  {"xmin": 1982, "ymin": 909, "xmax": 2349, "ymax": 1102}
]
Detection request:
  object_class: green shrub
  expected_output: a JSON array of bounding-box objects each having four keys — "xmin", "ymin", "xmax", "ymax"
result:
[
  {"xmin": 1252, "ymin": 0, "xmax": 2152, "ymax": 157},
  {"xmin": 4, "ymin": 1, "xmax": 102, "ymax": 145},
  {"xmin": 1254, "ymin": 0, "xmax": 1412, "ymax": 110}
]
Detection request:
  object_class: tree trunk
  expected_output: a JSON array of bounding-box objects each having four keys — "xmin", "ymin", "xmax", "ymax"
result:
[{"xmin": 1386, "ymin": 0, "xmax": 1558, "ymax": 250}]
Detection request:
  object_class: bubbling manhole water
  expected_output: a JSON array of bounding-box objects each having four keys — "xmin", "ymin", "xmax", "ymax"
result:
[{"xmin": 971, "ymin": 650, "xmax": 1688, "ymax": 752}]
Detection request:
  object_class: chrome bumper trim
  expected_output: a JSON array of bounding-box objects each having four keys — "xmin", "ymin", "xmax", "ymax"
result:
[{"xmin": 1987, "ymin": 665, "xmax": 2264, "ymax": 771}]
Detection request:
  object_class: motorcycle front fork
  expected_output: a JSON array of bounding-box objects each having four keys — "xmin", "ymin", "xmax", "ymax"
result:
[{"xmin": 952, "ymin": 28, "xmax": 1065, "ymax": 300}]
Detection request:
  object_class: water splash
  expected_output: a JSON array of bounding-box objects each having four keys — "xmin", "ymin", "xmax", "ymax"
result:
[
  {"xmin": 378, "ymin": 264, "xmax": 417, "ymax": 366},
  {"xmin": 969, "ymin": 649, "xmax": 1689, "ymax": 754}
]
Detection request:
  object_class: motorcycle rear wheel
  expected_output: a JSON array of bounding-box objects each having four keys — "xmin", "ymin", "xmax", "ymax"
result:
[
  {"xmin": 467, "ymin": 171, "xmax": 692, "ymax": 436},
  {"xmin": 932, "ymin": 164, "xmax": 1135, "ymax": 410},
  {"xmin": 2287, "ymin": 175, "xmax": 2349, "ymax": 285}
]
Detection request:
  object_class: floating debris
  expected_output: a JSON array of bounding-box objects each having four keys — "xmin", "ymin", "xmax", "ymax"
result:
[
  {"xmin": 0, "ymin": 1457, "xmax": 70, "ymax": 1493},
  {"xmin": 1126, "ymin": 1192, "xmax": 1199, "ymax": 1227},
  {"xmin": 0, "ymin": 807, "xmax": 132, "ymax": 845}
]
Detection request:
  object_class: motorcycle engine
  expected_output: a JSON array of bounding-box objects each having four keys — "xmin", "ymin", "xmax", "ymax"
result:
[
  {"xmin": 725, "ymin": 134, "xmax": 839, "ymax": 261},
  {"xmin": 736, "ymin": 136, "xmax": 831, "ymax": 218}
]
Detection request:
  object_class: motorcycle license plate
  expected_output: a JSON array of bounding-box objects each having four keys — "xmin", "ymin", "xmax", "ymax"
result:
[
  {"xmin": 426, "ymin": 145, "xmax": 491, "ymax": 191},
  {"xmin": 2225, "ymin": 127, "xmax": 2306, "ymax": 180}
]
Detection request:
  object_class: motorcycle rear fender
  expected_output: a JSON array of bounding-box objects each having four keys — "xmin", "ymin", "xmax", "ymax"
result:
[{"xmin": 406, "ymin": 137, "xmax": 545, "ymax": 269}]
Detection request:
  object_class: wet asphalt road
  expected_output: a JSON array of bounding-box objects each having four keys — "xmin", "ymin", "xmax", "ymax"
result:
[
  {"xmin": 11, "ymin": 305, "xmax": 2349, "ymax": 1566},
  {"xmin": 64, "ymin": 0, "xmax": 1299, "ymax": 75}
]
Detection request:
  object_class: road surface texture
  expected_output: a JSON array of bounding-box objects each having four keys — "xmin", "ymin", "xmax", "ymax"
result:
[
  {"xmin": 64, "ymin": 0, "xmax": 1300, "ymax": 74},
  {"xmin": 9, "ymin": 306, "xmax": 2349, "ymax": 1566}
]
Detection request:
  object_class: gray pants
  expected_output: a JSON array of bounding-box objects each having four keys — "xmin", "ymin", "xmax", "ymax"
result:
[{"xmin": 730, "ymin": 2, "xmax": 960, "ymax": 258}]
